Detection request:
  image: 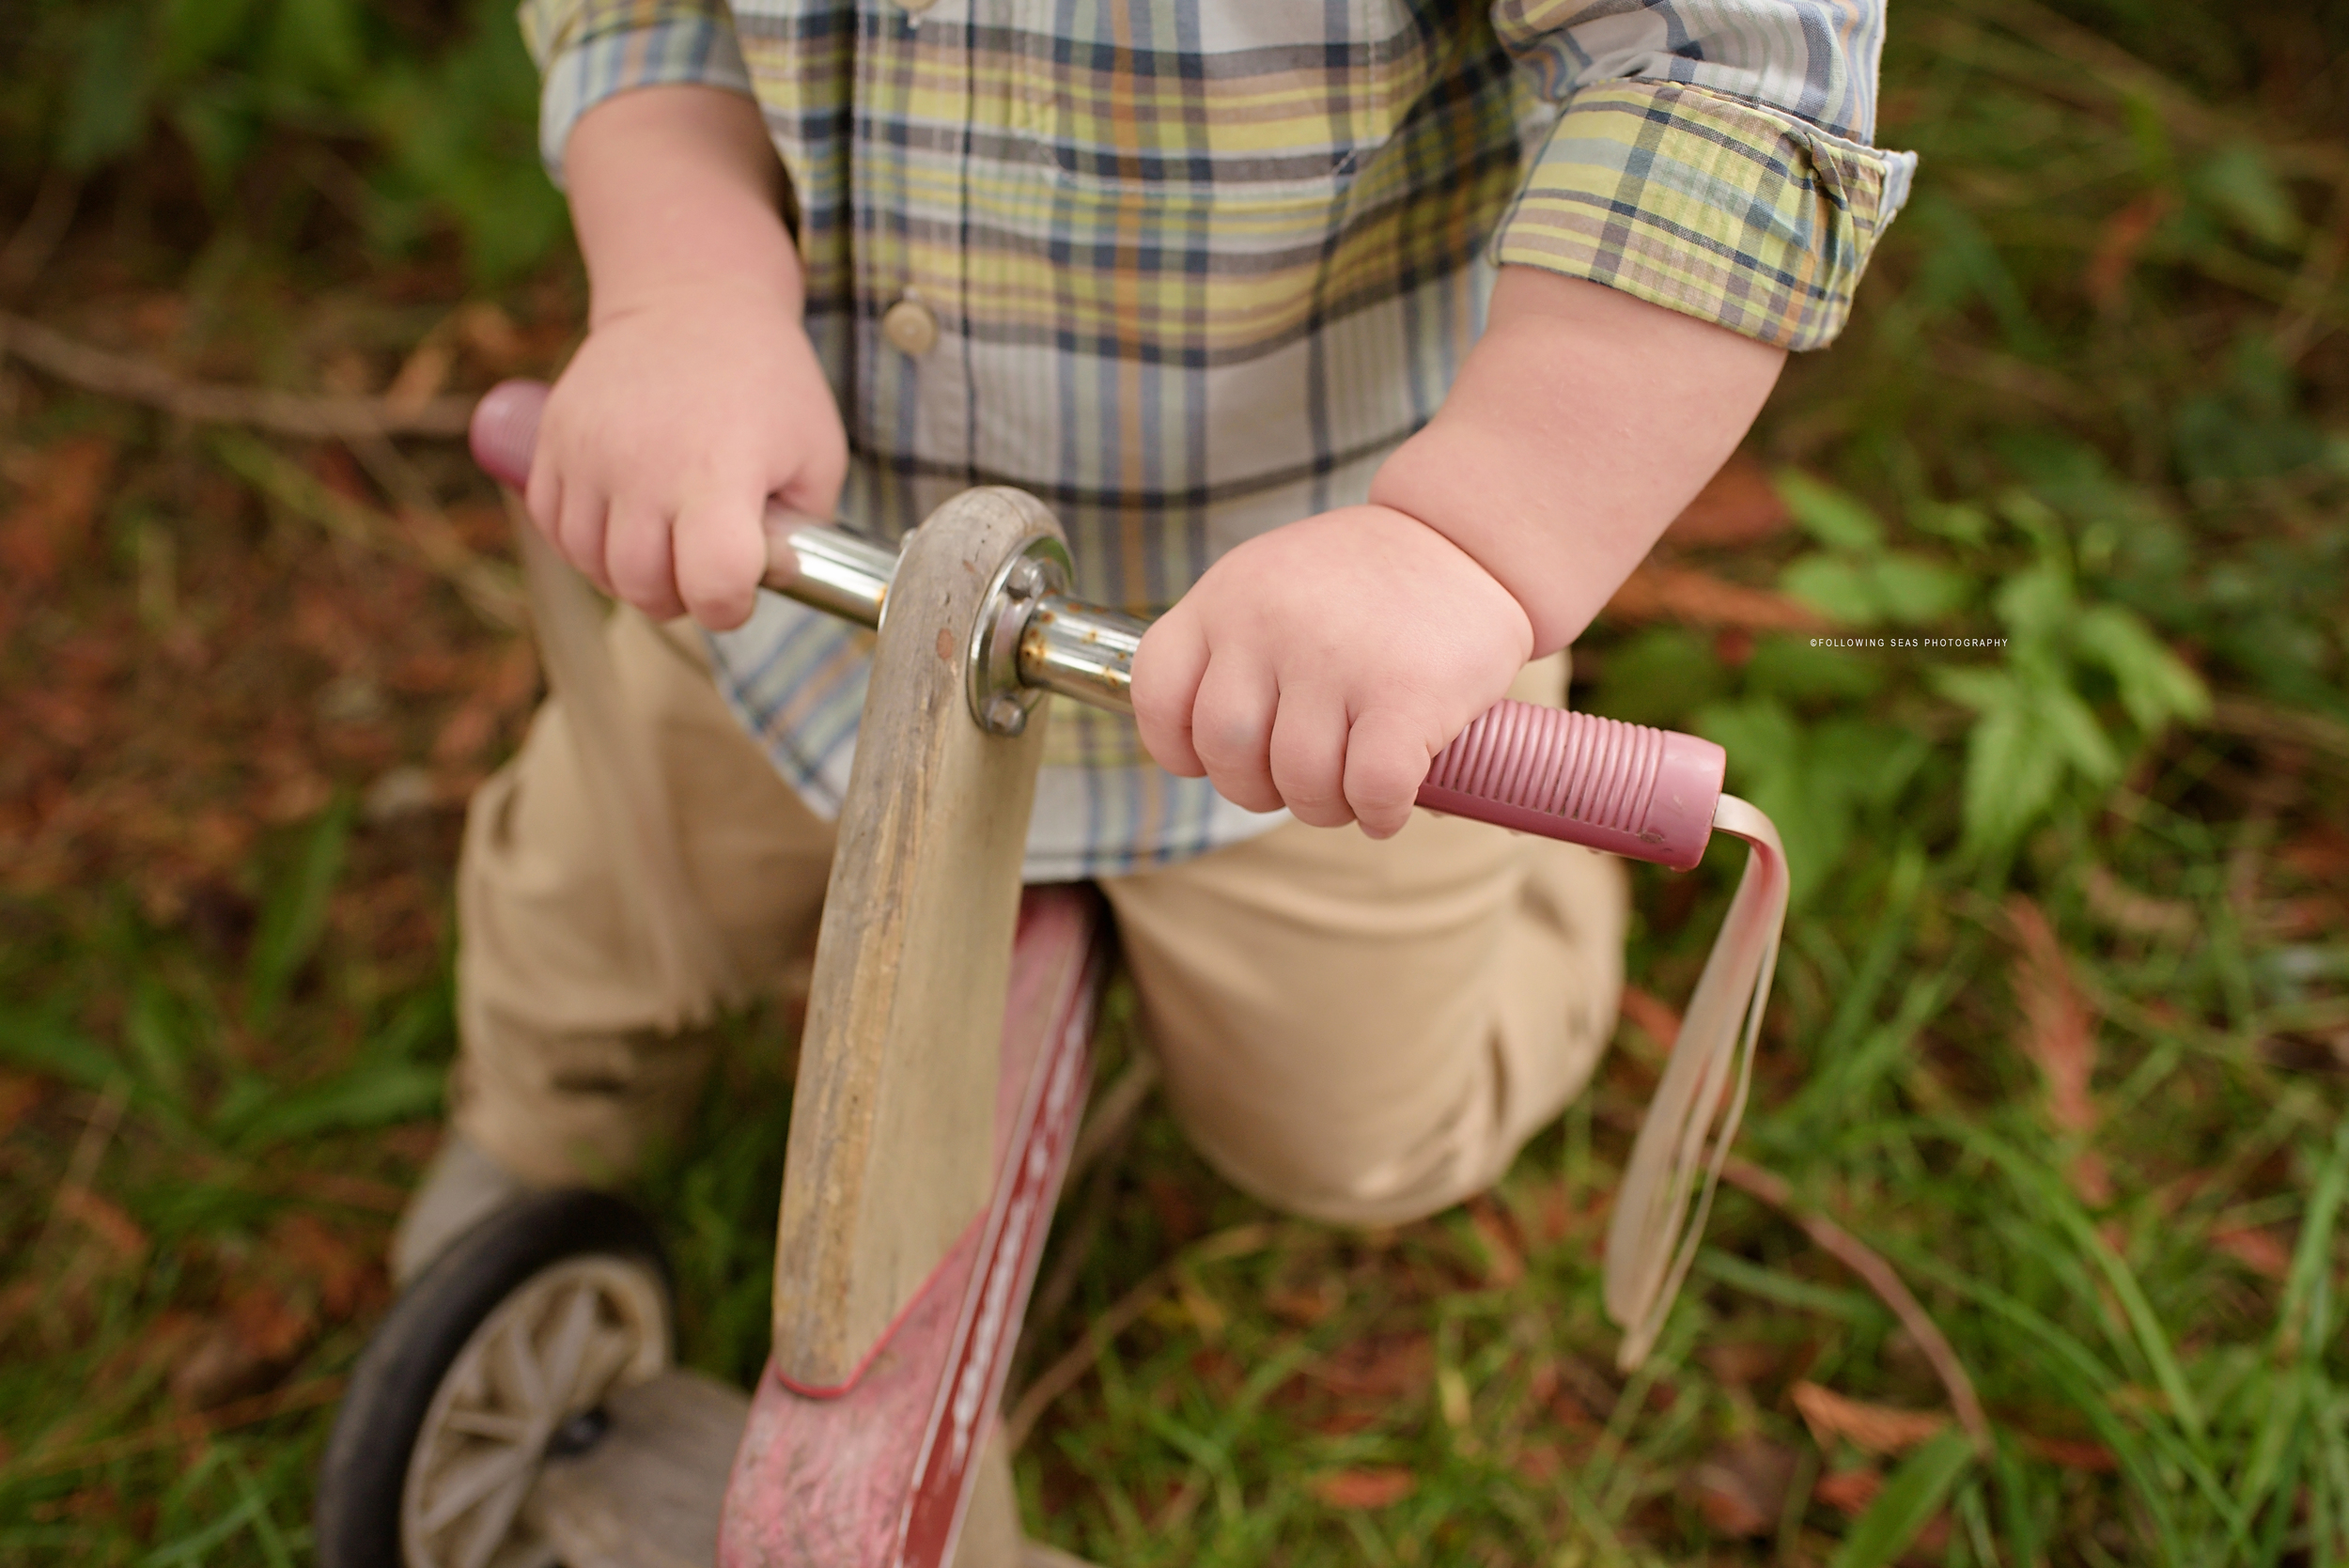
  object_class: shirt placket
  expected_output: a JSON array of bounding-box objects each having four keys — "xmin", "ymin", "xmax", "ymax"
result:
[{"xmin": 857, "ymin": 0, "xmax": 975, "ymax": 534}]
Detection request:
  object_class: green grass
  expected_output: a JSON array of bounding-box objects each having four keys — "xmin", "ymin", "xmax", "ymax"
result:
[{"xmin": 4, "ymin": 0, "xmax": 2348, "ymax": 1561}]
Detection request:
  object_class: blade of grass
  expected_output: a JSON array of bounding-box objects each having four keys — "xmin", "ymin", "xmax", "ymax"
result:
[
  {"xmin": 2275, "ymin": 1117, "xmax": 2349, "ymax": 1353},
  {"xmin": 225, "ymin": 1452, "xmax": 300, "ymax": 1568},
  {"xmin": 1956, "ymin": 1124, "xmax": 2207, "ymax": 1436},
  {"xmin": 1894, "ymin": 1244, "xmax": 2232, "ymax": 1558},
  {"xmin": 0, "ymin": 1003, "xmax": 127, "ymax": 1094},
  {"xmin": 1828, "ymin": 1429, "xmax": 1976, "ymax": 1568},
  {"xmin": 1692, "ymin": 1248, "xmax": 1885, "ymax": 1322},
  {"xmin": 1776, "ymin": 964, "xmax": 1964, "ymax": 1136},
  {"xmin": 245, "ymin": 795, "xmax": 354, "ymax": 1032}
]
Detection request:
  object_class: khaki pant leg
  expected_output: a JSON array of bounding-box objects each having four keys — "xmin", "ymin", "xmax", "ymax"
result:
[
  {"xmin": 452, "ymin": 608, "xmax": 836, "ymax": 1188},
  {"xmin": 1098, "ymin": 655, "xmax": 1628, "ymax": 1227}
]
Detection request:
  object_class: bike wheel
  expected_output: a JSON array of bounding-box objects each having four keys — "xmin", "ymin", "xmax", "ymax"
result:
[{"xmin": 316, "ymin": 1188, "xmax": 672, "ymax": 1568}]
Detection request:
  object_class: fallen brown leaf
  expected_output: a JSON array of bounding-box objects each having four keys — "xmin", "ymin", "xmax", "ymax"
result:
[
  {"xmin": 1142, "ymin": 1172, "xmax": 1204, "ymax": 1243},
  {"xmin": 2021, "ymin": 1433, "xmax": 2119, "ymax": 1472},
  {"xmin": 456, "ymin": 302, "xmax": 526, "ymax": 370},
  {"xmin": 1605, "ymin": 564, "xmax": 1830, "ymax": 632},
  {"xmin": 0, "ymin": 436, "xmax": 114, "ymax": 588},
  {"xmin": 272, "ymin": 1211, "xmax": 385, "ymax": 1322},
  {"xmin": 430, "ymin": 692, "xmax": 500, "ymax": 767},
  {"xmin": 1813, "ymin": 1466, "xmax": 1883, "ymax": 1516},
  {"xmin": 383, "ymin": 338, "xmax": 455, "ymax": 419},
  {"xmin": 1308, "ymin": 1331, "xmax": 1432, "ymax": 1401},
  {"xmin": 2211, "ymin": 1223, "xmax": 2294, "ymax": 1281},
  {"xmin": 1792, "ymin": 1381, "xmax": 1951, "ymax": 1456},
  {"xmin": 1311, "ymin": 1467, "xmax": 1416, "ymax": 1509},
  {"xmin": 1662, "ymin": 454, "xmax": 1794, "ymax": 549},
  {"xmin": 228, "ymin": 1278, "xmax": 317, "ymax": 1364},
  {"xmin": 2084, "ymin": 191, "xmax": 2175, "ymax": 309},
  {"xmin": 2080, "ymin": 865, "xmax": 2196, "ymax": 939},
  {"xmin": 2279, "ymin": 824, "xmax": 2349, "ymax": 883},
  {"xmin": 55, "ymin": 1187, "xmax": 148, "ymax": 1262},
  {"xmin": 1616, "ymin": 984, "xmax": 1682, "ymax": 1050},
  {"xmin": 171, "ymin": 1325, "xmax": 277, "ymax": 1412},
  {"xmin": 1512, "ymin": 1438, "xmax": 1570, "ymax": 1484},
  {"xmin": 0, "ymin": 1068, "xmax": 45, "ymax": 1139},
  {"xmin": 1685, "ymin": 1435, "xmax": 1801, "ymax": 1538},
  {"xmin": 1466, "ymin": 1196, "xmax": 1524, "ymax": 1287},
  {"xmin": 1303, "ymin": 1407, "xmax": 1384, "ymax": 1437},
  {"xmin": 2008, "ymin": 895, "xmax": 2112, "ymax": 1205},
  {"xmin": 171, "ymin": 1280, "xmax": 319, "ymax": 1411},
  {"xmin": 1702, "ymin": 1341, "xmax": 1783, "ymax": 1389},
  {"xmin": 1265, "ymin": 1276, "xmax": 1344, "ymax": 1327}
]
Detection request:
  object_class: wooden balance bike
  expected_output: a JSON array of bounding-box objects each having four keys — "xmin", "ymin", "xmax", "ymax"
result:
[{"xmin": 312, "ymin": 381, "xmax": 1789, "ymax": 1568}]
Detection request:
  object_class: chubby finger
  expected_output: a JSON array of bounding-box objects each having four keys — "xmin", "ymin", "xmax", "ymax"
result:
[
  {"xmin": 1267, "ymin": 688, "xmax": 1354, "ymax": 829},
  {"xmin": 605, "ymin": 501, "xmax": 687, "ymax": 622},
  {"xmin": 673, "ymin": 482, "xmax": 768, "ymax": 630},
  {"xmin": 522, "ymin": 463, "xmax": 564, "ymax": 550},
  {"xmin": 773, "ymin": 435, "xmax": 850, "ymax": 528},
  {"xmin": 1342, "ymin": 705, "xmax": 1443, "ymax": 839},
  {"xmin": 1190, "ymin": 654, "xmax": 1283, "ymax": 814},
  {"xmin": 1130, "ymin": 612, "xmax": 1210, "ymax": 778},
  {"xmin": 556, "ymin": 484, "xmax": 614, "ymax": 595}
]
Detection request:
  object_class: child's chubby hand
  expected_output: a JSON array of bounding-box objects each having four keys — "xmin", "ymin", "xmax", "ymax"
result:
[
  {"xmin": 526, "ymin": 281, "xmax": 847, "ymax": 630},
  {"xmin": 1131, "ymin": 505, "xmax": 1534, "ymax": 838}
]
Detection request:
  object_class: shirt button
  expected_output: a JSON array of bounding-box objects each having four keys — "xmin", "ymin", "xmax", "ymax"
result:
[{"xmin": 881, "ymin": 298, "xmax": 940, "ymax": 358}]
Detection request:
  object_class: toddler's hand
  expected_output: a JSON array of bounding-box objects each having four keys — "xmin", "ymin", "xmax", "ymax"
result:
[
  {"xmin": 1131, "ymin": 506, "xmax": 1534, "ymax": 837},
  {"xmin": 527, "ymin": 282, "xmax": 847, "ymax": 629}
]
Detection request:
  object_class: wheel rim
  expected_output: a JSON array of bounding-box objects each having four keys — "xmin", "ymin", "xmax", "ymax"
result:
[{"xmin": 399, "ymin": 1254, "xmax": 670, "ymax": 1568}]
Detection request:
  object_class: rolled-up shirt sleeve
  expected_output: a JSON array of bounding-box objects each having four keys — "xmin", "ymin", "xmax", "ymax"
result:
[
  {"xmin": 1487, "ymin": 0, "xmax": 1919, "ymax": 350},
  {"xmin": 518, "ymin": 0, "xmax": 755, "ymax": 183}
]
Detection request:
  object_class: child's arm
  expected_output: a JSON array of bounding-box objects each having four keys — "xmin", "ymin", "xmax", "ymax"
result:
[
  {"xmin": 527, "ymin": 84, "xmax": 846, "ymax": 629},
  {"xmin": 1129, "ymin": 268, "xmax": 1783, "ymax": 838}
]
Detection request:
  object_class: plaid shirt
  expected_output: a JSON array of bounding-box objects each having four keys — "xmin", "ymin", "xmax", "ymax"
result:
[{"xmin": 521, "ymin": 0, "xmax": 1915, "ymax": 878}]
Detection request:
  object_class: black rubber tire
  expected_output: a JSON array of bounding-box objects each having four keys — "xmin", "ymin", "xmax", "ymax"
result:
[{"xmin": 314, "ymin": 1188, "xmax": 671, "ymax": 1568}]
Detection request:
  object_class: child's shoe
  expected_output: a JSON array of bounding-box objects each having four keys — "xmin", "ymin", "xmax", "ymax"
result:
[{"xmin": 388, "ymin": 1133, "xmax": 533, "ymax": 1284}]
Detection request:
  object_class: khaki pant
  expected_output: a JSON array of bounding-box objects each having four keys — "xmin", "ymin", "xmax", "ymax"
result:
[{"xmin": 452, "ymin": 608, "xmax": 1626, "ymax": 1227}]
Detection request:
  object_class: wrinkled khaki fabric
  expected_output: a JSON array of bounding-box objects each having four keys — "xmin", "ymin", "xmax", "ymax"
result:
[{"xmin": 452, "ymin": 589, "xmax": 1625, "ymax": 1221}]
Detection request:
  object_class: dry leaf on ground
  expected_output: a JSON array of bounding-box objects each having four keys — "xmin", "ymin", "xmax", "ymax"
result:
[
  {"xmin": 2084, "ymin": 191, "xmax": 2176, "ymax": 308},
  {"xmin": 1605, "ymin": 564, "xmax": 1829, "ymax": 631},
  {"xmin": 55, "ymin": 1187, "xmax": 148, "ymax": 1262},
  {"xmin": 2021, "ymin": 1433, "xmax": 2119, "ymax": 1471},
  {"xmin": 1792, "ymin": 1380, "xmax": 1951, "ymax": 1456},
  {"xmin": 169, "ymin": 1281, "xmax": 319, "ymax": 1411},
  {"xmin": 1307, "ymin": 1331, "xmax": 1433, "ymax": 1401},
  {"xmin": 1702, "ymin": 1341, "xmax": 1784, "ymax": 1389},
  {"xmin": 1813, "ymin": 1467, "xmax": 1883, "ymax": 1516},
  {"xmin": 1466, "ymin": 1196, "xmax": 1524, "ymax": 1286},
  {"xmin": 271, "ymin": 1211, "xmax": 385, "ymax": 1322},
  {"xmin": 1616, "ymin": 985, "xmax": 1682, "ymax": 1051},
  {"xmin": 1685, "ymin": 1435, "xmax": 1801, "ymax": 1537},
  {"xmin": 2211, "ymin": 1223, "xmax": 2294, "ymax": 1281},
  {"xmin": 2080, "ymin": 865, "xmax": 2196, "ymax": 939},
  {"xmin": 2008, "ymin": 894, "xmax": 2112, "ymax": 1204},
  {"xmin": 0, "ymin": 436, "xmax": 114, "ymax": 588},
  {"xmin": 1311, "ymin": 1467, "xmax": 1416, "ymax": 1509},
  {"xmin": 0, "ymin": 1070, "xmax": 46, "ymax": 1139},
  {"xmin": 1661, "ymin": 454, "xmax": 1794, "ymax": 549}
]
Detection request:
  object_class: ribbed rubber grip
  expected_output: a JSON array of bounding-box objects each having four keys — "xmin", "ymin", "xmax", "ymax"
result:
[
  {"xmin": 1418, "ymin": 702, "xmax": 1725, "ymax": 872},
  {"xmin": 469, "ymin": 379, "xmax": 546, "ymax": 490}
]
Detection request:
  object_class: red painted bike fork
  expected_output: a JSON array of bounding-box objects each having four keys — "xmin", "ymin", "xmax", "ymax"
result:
[{"xmin": 720, "ymin": 887, "xmax": 1109, "ymax": 1568}]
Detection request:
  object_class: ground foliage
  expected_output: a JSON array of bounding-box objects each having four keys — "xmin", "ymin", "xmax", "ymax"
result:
[{"xmin": 2, "ymin": 0, "xmax": 2347, "ymax": 1561}]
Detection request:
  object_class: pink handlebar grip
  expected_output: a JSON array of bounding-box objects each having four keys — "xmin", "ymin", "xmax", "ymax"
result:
[
  {"xmin": 470, "ymin": 380, "xmax": 547, "ymax": 490},
  {"xmin": 1418, "ymin": 703, "xmax": 1724, "ymax": 872}
]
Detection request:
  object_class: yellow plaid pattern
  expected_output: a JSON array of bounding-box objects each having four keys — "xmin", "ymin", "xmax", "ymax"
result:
[{"xmin": 517, "ymin": 0, "xmax": 1914, "ymax": 877}]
